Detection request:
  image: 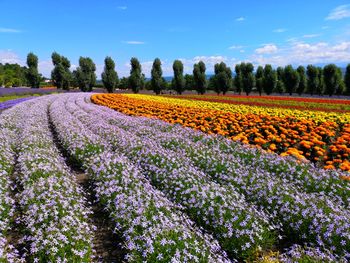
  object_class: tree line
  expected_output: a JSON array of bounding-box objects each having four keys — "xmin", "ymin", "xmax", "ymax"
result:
[{"xmin": 2, "ymin": 52, "xmax": 350, "ymax": 96}]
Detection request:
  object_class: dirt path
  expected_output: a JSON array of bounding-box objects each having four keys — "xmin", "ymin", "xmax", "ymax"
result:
[{"xmin": 48, "ymin": 112, "xmax": 125, "ymax": 262}]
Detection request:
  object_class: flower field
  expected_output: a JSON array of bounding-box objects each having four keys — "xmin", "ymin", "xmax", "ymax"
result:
[
  {"xmin": 0, "ymin": 93, "xmax": 349, "ymax": 262},
  {"xmin": 92, "ymin": 94, "xmax": 350, "ymax": 172},
  {"xmin": 167, "ymin": 94, "xmax": 350, "ymax": 112},
  {"xmin": 0, "ymin": 96, "xmax": 35, "ymax": 111}
]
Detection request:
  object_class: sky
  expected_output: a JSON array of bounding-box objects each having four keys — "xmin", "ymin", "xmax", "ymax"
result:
[{"xmin": 1, "ymin": 0, "xmax": 350, "ymax": 77}]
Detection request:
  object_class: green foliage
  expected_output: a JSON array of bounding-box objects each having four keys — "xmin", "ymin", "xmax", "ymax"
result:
[
  {"xmin": 27, "ymin": 52, "xmax": 38, "ymax": 68},
  {"xmin": 184, "ymin": 74, "xmax": 194, "ymax": 90},
  {"xmin": 74, "ymin": 57, "xmax": 96, "ymax": 92},
  {"xmin": 296, "ymin": 66, "xmax": 307, "ymax": 95},
  {"xmin": 255, "ymin": 66, "xmax": 264, "ymax": 96},
  {"xmin": 0, "ymin": 63, "xmax": 27, "ymax": 87},
  {"xmin": 239, "ymin": 63, "xmax": 255, "ymax": 96},
  {"xmin": 275, "ymin": 66, "xmax": 285, "ymax": 94},
  {"xmin": 101, "ymin": 56, "xmax": 118, "ymax": 93},
  {"xmin": 306, "ymin": 65, "xmax": 319, "ymax": 95},
  {"xmin": 193, "ymin": 61, "xmax": 207, "ymax": 94},
  {"xmin": 151, "ymin": 58, "xmax": 163, "ymax": 95},
  {"xmin": 284, "ymin": 65, "xmax": 299, "ymax": 95},
  {"xmin": 118, "ymin": 77, "xmax": 129, "ymax": 90},
  {"xmin": 316, "ymin": 67, "xmax": 324, "ymax": 95},
  {"xmin": 213, "ymin": 62, "xmax": 232, "ymax": 95},
  {"xmin": 263, "ymin": 64, "xmax": 277, "ymax": 95},
  {"xmin": 345, "ymin": 64, "xmax": 350, "ymax": 95},
  {"xmin": 234, "ymin": 64, "xmax": 243, "ymax": 94},
  {"xmin": 323, "ymin": 64, "xmax": 342, "ymax": 96},
  {"xmin": 129, "ymin": 57, "xmax": 142, "ymax": 93},
  {"xmin": 26, "ymin": 52, "xmax": 40, "ymax": 88},
  {"xmin": 172, "ymin": 60, "xmax": 185, "ymax": 94},
  {"xmin": 51, "ymin": 52, "xmax": 72, "ymax": 90}
]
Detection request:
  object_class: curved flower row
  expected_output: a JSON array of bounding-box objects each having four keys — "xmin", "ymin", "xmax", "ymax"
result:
[
  {"xmin": 91, "ymin": 94, "xmax": 350, "ymax": 172},
  {"xmin": 12, "ymin": 97, "xmax": 95, "ymax": 262},
  {"xmin": 125, "ymin": 94, "xmax": 350, "ymax": 123},
  {"xmin": 81, "ymin": 102, "xmax": 349, "ymax": 207},
  {"xmin": 66, "ymin": 95, "xmax": 279, "ymax": 260},
  {"xmin": 225, "ymin": 94, "xmax": 350, "ymax": 105},
  {"xmin": 49, "ymin": 95, "xmax": 232, "ymax": 262},
  {"xmin": 0, "ymin": 109, "xmax": 22, "ymax": 261},
  {"xmin": 0, "ymin": 97, "xmax": 35, "ymax": 110},
  {"xmin": 168, "ymin": 95, "xmax": 350, "ymax": 112},
  {"xmin": 86, "ymin": 94, "xmax": 350, "ymax": 258}
]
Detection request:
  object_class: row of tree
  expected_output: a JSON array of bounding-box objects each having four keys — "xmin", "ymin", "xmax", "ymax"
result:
[
  {"xmin": 0, "ymin": 63, "xmax": 28, "ymax": 87},
  {"xmin": 149, "ymin": 60, "xmax": 349, "ymax": 96},
  {"xmin": 3, "ymin": 52, "xmax": 350, "ymax": 96}
]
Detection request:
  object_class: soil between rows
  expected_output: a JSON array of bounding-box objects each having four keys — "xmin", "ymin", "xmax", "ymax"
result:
[{"xmin": 48, "ymin": 110, "xmax": 126, "ymax": 262}]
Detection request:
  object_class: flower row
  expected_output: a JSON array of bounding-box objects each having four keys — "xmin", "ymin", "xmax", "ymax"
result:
[
  {"xmin": 169, "ymin": 94, "xmax": 350, "ymax": 112},
  {"xmin": 77, "ymin": 93, "xmax": 349, "ymax": 260},
  {"xmin": 49, "ymin": 94, "xmax": 232, "ymax": 262},
  {"xmin": 9, "ymin": 97, "xmax": 95, "ymax": 262},
  {"xmin": 91, "ymin": 94, "xmax": 350, "ymax": 171},
  {"xmin": 0, "ymin": 97, "xmax": 34, "ymax": 110},
  {"xmin": 0, "ymin": 108, "xmax": 22, "ymax": 261},
  {"xmin": 86, "ymin": 94, "xmax": 350, "ymax": 258}
]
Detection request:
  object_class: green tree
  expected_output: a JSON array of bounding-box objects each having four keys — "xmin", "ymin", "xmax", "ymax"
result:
[
  {"xmin": 74, "ymin": 57, "xmax": 96, "ymax": 92},
  {"xmin": 284, "ymin": 65, "xmax": 299, "ymax": 96},
  {"xmin": 193, "ymin": 61, "xmax": 206, "ymax": 94},
  {"xmin": 129, "ymin": 57, "xmax": 142, "ymax": 93},
  {"xmin": 0, "ymin": 63, "xmax": 27, "ymax": 87},
  {"xmin": 240, "ymin": 63, "xmax": 255, "ymax": 96},
  {"xmin": 26, "ymin": 52, "xmax": 40, "ymax": 88},
  {"xmin": 306, "ymin": 65, "xmax": 318, "ymax": 95},
  {"xmin": 101, "ymin": 56, "xmax": 118, "ymax": 93},
  {"xmin": 234, "ymin": 64, "xmax": 243, "ymax": 94},
  {"xmin": 184, "ymin": 74, "xmax": 194, "ymax": 91},
  {"xmin": 172, "ymin": 60, "xmax": 185, "ymax": 94},
  {"xmin": 118, "ymin": 77, "xmax": 129, "ymax": 90},
  {"xmin": 345, "ymin": 64, "xmax": 350, "ymax": 95},
  {"xmin": 296, "ymin": 65, "xmax": 306, "ymax": 95},
  {"xmin": 255, "ymin": 66, "xmax": 264, "ymax": 96},
  {"xmin": 316, "ymin": 67, "xmax": 324, "ymax": 95},
  {"xmin": 51, "ymin": 52, "xmax": 72, "ymax": 90},
  {"xmin": 213, "ymin": 62, "xmax": 232, "ymax": 95},
  {"xmin": 276, "ymin": 66, "xmax": 285, "ymax": 94},
  {"xmin": 151, "ymin": 58, "xmax": 163, "ymax": 95},
  {"xmin": 323, "ymin": 64, "xmax": 342, "ymax": 96},
  {"xmin": 263, "ymin": 64, "xmax": 277, "ymax": 95}
]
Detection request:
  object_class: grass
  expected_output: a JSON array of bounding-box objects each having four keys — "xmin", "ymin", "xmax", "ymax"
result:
[{"xmin": 0, "ymin": 94, "xmax": 41, "ymax": 102}]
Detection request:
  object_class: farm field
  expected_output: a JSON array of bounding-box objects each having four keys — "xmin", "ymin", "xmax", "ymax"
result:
[
  {"xmin": 0, "ymin": 93, "xmax": 349, "ymax": 262},
  {"xmin": 92, "ymin": 94, "xmax": 350, "ymax": 172}
]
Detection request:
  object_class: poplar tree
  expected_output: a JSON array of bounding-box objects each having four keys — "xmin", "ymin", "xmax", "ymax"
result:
[
  {"xmin": 26, "ymin": 52, "xmax": 40, "ymax": 88},
  {"xmin": 101, "ymin": 56, "xmax": 118, "ymax": 93}
]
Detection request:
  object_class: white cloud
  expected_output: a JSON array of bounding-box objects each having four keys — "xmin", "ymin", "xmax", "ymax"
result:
[
  {"xmin": 117, "ymin": 6, "xmax": 127, "ymax": 10},
  {"xmin": 0, "ymin": 27, "xmax": 21, "ymax": 33},
  {"xmin": 235, "ymin": 17, "xmax": 245, "ymax": 22},
  {"xmin": 273, "ymin": 28, "xmax": 286, "ymax": 33},
  {"xmin": 326, "ymin": 4, "xmax": 350, "ymax": 20},
  {"xmin": 123, "ymin": 41, "xmax": 145, "ymax": 45},
  {"xmin": 0, "ymin": 50, "xmax": 54, "ymax": 77},
  {"xmin": 38, "ymin": 60, "xmax": 54, "ymax": 77},
  {"xmin": 250, "ymin": 41, "xmax": 350, "ymax": 66},
  {"xmin": 0, "ymin": 50, "xmax": 22, "ymax": 64},
  {"xmin": 286, "ymin": 37, "xmax": 299, "ymax": 43},
  {"xmin": 302, "ymin": 34, "xmax": 321, "ymax": 38},
  {"xmin": 322, "ymin": 26, "xmax": 330, "ymax": 30},
  {"xmin": 228, "ymin": 45, "xmax": 244, "ymax": 50},
  {"xmin": 255, "ymin": 44, "xmax": 278, "ymax": 54}
]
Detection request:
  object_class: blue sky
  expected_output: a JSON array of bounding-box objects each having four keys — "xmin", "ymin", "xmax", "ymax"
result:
[{"xmin": 1, "ymin": 0, "xmax": 350, "ymax": 77}]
